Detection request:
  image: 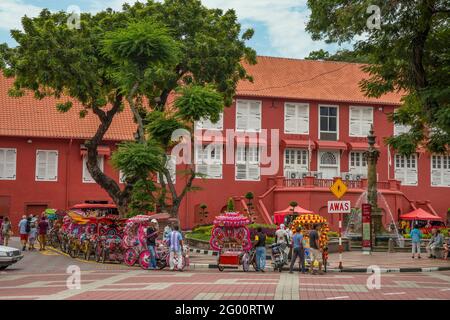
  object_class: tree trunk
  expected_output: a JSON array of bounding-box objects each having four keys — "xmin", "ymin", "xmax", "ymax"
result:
[{"xmin": 85, "ymin": 93, "xmax": 133, "ymax": 217}]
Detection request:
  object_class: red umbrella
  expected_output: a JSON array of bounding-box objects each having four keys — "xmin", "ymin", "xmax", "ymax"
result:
[
  {"xmin": 274, "ymin": 206, "xmax": 313, "ymax": 215},
  {"xmin": 400, "ymin": 208, "xmax": 443, "ymax": 221}
]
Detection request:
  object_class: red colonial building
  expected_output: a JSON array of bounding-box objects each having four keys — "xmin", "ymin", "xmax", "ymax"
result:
[{"xmin": 1, "ymin": 56, "xmax": 449, "ymax": 231}]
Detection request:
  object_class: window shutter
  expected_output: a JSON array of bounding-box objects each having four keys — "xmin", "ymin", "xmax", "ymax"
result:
[
  {"xmin": 196, "ymin": 164, "xmax": 208, "ymax": 176},
  {"xmin": 46, "ymin": 151, "xmax": 58, "ymax": 181},
  {"xmin": 0, "ymin": 149, "xmax": 4, "ymax": 178},
  {"xmin": 361, "ymin": 108, "xmax": 373, "ymax": 136},
  {"xmin": 196, "ymin": 113, "xmax": 223, "ymax": 130},
  {"xmin": 5, "ymin": 149, "xmax": 16, "ymax": 179},
  {"xmin": 36, "ymin": 151, "xmax": 48, "ymax": 180},
  {"xmin": 349, "ymin": 107, "xmax": 361, "ymax": 136},
  {"xmin": 248, "ymin": 101, "xmax": 261, "ymax": 131},
  {"xmin": 284, "ymin": 104, "xmax": 297, "ymax": 133},
  {"xmin": 248, "ymin": 164, "xmax": 260, "ymax": 180},
  {"xmin": 236, "ymin": 164, "xmax": 247, "ymax": 180},
  {"xmin": 394, "ymin": 123, "xmax": 411, "ymax": 136},
  {"xmin": 83, "ymin": 155, "xmax": 104, "ymax": 183},
  {"xmin": 236, "ymin": 101, "xmax": 248, "ymax": 131},
  {"xmin": 297, "ymin": 104, "xmax": 309, "ymax": 134},
  {"xmin": 208, "ymin": 164, "xmax": 222, "ymax": 178}
]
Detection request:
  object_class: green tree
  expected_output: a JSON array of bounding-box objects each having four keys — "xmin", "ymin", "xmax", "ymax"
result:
[
  {"xmin": 305, "ymin": 48, "xmax": 371, "ymax": 63},
  {"xmin": 306, "ymin": 0, "xmax": 450, "ymax": 154},
  {"xmin": 0, "ymin": 0, "xmax": 256, "ymax": 217}
]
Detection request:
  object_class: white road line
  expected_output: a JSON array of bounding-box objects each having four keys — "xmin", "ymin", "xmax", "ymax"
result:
[
  {"xmin": 326, "ymin": 296, "xmax": 349, "ymax": 300},
  {"xmin": 383, "ymin": 292, "xmax": 406, "ymax": 295}
]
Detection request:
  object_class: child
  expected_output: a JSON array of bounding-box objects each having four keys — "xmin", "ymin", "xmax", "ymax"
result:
[
  {"xmin": 28, "ymin": 222, "xmax": 38, "ymax": 251},
  {"xmin": 410, "ymin": 224, "xmax": 422, "ymax": 259}
]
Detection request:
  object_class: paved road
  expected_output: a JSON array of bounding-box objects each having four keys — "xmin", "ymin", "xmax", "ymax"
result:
[{"xmin": 1, "ymin": 240, "xmax": 450, "ymax": 300}]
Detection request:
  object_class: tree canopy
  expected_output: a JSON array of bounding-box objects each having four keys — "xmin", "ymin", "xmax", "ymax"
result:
[
  {"xmin": 306, "ymin": 0, "xmax": 450, "ymax": 154},
  {"xmin": 0, "ymin": 0, "xmax": 256, "ymax": 217}
]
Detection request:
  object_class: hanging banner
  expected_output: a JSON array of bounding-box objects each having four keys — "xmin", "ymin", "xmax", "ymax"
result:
[{"xmin": 361, "ymin": 204, "xmax": 372, "ymax": 252}]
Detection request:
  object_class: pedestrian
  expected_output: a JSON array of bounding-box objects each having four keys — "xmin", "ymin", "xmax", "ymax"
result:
[
  {"xmin": 163, "ymin": 223, "xmax": 172, "ymax": 242},
  {"xmin": 38, "ymin": 216, "xmax": 49, "ymax": 251},
  {"xmin": 146, "ymin": 219, "xmax": 159, "ymax": 270},
  {"xmin": 253, "ymin": 226, "xmax": 266, "ymax": 272},
  {"xmin": 28, "ymin": 219, "xmax": 37, "ymax": 251},
  {"xmin": 0, "ymin": 216, "xmax": 3, "ymax": 245},
  {"xmin": 168, "ymin": 225, "xmax": 184, "ymax": 271},
  {"xmin": 443, "ymin": 238, "xmax": 449, "ymax": 260},
  {"xmin": 309, "ymin": 224, "xmax": 324, "ymax": 275},
  {"xmin": 1, "ymin": 217, "xmax": 12, "ymax": 246},
  {"xmin": 18, "ymin": 215, "xmax": 29, "ymax": 251},
  {"xmin": 289, "ymin": 226, "xmax": 306, "ymax": 274},
  {"xmin": 410, "ymin": 224, "xmax": 422, "ymax": 259},
  {"xmin": 426, "ymin": 228, "xmax": 444, "ymax": 259},
  {"xmin": 275, "ymin": 223, "xmax": 289, "ymax": 260}
]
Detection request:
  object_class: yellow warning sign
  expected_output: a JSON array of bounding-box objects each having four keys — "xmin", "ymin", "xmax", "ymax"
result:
[{"xmin": 330, "ymin": 178, "xmax": 347, "ymax": 199}]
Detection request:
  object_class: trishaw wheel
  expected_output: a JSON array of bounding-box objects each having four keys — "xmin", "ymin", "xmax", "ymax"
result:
[
  {"xmin": 218, "ymin": 265, "xmax": 224, "ymax": 272},
  {"xmin": 123, "ymin": 248, "xmax": 138, "ymax": 267},
  {"xmin": 138, "ymin": 250, "xmax": 150, "ymax": 270},
  {"xmin": 101, "ymin": 249, "xmax": 107, "ymax": 263}
]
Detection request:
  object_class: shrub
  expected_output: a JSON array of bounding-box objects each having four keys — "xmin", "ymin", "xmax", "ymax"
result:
[
  {"xmin": 248, "ymin": 223, "xmax": 277, "ymax": 238},
  {"xmin": 327, "ymin": 231, "xmax": 339, "ymax": 237},
  {"xmin": 226, "ymin": 198, "xmax": 235, "ymax": 212}
]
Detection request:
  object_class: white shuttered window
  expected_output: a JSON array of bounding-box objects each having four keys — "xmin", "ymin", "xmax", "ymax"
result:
[
  {"xmin": 0, "ymin": 148, "xmax": 17, "ymax": 180},
  {"xmin": 349, "ymin": 151, "xmax": 367, "ymax": 175},
  {"xmin": 284, "ymin": 103, "xmax": 309, "ymax": 134},
  {"xmin": 195, "ymin": 144, "xmax": 223, "ymax": 179},
  {"xmin": 431, "ymin": 155, "xmax": 450, "ymax": 187},
  {"xmin": 36, "ymin": 150, "xmax": 58, "ymax": 181},
  {"xmin": 236, "ymin": 100, "xmax": 261, "ymax": 132},
  {"xmin": 195, "ymin": 113, "xmax": 224, "ymax": 130},
  {"xmin": 395, "ymin": 154, "xmax": 418, "ymax": 186},
  {"xmin": 82, "ymin": 155, "xmax": 104, "ymax": 183},
  {"xmin": 349, "ymin": 106, "xmax": 373, "ymax": 137},
  {"xmin": 235, "ymin": 146, "xmax": 260, "ymax": 181}
]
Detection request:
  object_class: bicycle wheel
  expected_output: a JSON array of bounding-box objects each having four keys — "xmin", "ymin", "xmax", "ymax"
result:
[
  {"xmin": 138, "ymin": 250, "xmax": 150, "ymax": 270},
  {"xmin": 123, "ymin": 248, "xmax": 138, "ymax": 267},
  {"xmin": 242, "ymin": 253, "xmax": 250, "ymax": 272}
]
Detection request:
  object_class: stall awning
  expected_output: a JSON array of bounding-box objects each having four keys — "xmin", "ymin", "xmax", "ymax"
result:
[
  {"xmin": 80, "ymin": 145, "xmax": 111, "ymax": 157},
  {"xmin": 194, "ymin": 134, "xmax": 226, "ymax": 144},
  {"xmin": 400, "ymin": 208, "xmax": 443, "ymax": 221},
  {"xmin": 315, "ymin": 140, "xmax": 348, "ymax": 150},
  {"xmin": 347, "ymin": 141, "xmax": 380, "ymax": 151},
  {"xmin": 282, "ymin": 139, "xmax": 316, "ymax": 149}
]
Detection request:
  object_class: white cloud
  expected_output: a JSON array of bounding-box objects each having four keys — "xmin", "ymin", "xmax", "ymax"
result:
[{"xmin": 0, "ymin": 0, "xmax": 42, "ymax": 31}]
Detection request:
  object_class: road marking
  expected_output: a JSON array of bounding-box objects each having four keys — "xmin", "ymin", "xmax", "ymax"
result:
[
  {"xmin": 326, "ymin": 296, "xmax": 349, "ymax": 300},
  {"xmin": 382, "ymin": 292, "xmax": 406, "ymax": 296},
  {"xmin": 274, "ymin": 273, "xmax": 299, "ymax": 300},
  {"xmin": 440, "ymin": 288, "xmax": 450, "ymax": 291}
]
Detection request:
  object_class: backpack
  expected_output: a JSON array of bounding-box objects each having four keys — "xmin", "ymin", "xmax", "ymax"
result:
[{"xmin": 25, "ymin": 220, "xmax": 31, "ymax": 233}]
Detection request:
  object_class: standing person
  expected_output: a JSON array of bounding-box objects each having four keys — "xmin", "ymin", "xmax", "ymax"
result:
[
  {"xmin": 309, "ymin": 224, "xmax": 323, "ymax": 275},
  {"xmin": 1, "ymin": 217, "xmax": 12, "ymax": 246},
  {"xmin": 0, "ymin": 216, "xmax": 3, "ymax": 245},
  {"xmin": 253, "ymin": 226, "xmax": 267, "ymax": 272},
  {"xmin": 289, "ymin": 226, "xmax": 305, "ymax": 274},
  {"xmin": 38, "ymin": 216, "xmax": 49, "ymax": 251},
  {"xmin": 275, "ymin": 224, "xmax": 290, "ymax": 261},
  {"xmin": 163, "ymin": 223, "xmax": 172, "ymax": 242},
  {"xmin": 426, "ymin": 228, "xmax": 444, "ymax": 259},
  {"xmin": 443, "ymin": 237, "xmax": 449, "ymax": 260},
  {"xmin": 410, "ymin": 224, "xmax": 423, "ymax": 259},
  {"xmin": 168, "ymin": 225, "xmax": 184, "ymax": 271},
  {"xmin": 28, "ymin": 220, "xmax": 37, "ymax": 251},
  {"xmin": 146, "ymin": 219, "xmax": 159, "ymax": 270},
  {"xmin": 18, "ymin": 215, "xmax": 29, "ymax": 251}
]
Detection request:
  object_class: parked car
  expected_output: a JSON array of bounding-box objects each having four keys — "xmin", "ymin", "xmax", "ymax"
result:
[{"xmin": 0, "ymin": 245, "xmax": 24, "ymax": 270}]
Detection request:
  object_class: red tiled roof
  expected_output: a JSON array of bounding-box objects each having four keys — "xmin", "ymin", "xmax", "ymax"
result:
[
  {"xmin": 0, "ymin": 75, "xmax": 136, "ymax": 141},
  {"xmin": 0, "ymin": 56, "xmax": 404, "ymax": 140},
  {"xmin": 238, "ymin": 56, "xmax": 404, "ymax": 105}
]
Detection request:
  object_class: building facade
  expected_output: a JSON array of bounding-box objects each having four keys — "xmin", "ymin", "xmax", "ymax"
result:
[{"xmin": 1, "ymin": 56, "xmax": 449, "ymax": 231}]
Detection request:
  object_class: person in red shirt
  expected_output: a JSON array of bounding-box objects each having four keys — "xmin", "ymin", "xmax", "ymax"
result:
[{"xmin": 38, "ymin": 216, "xmax": 49, "ymax": 251}]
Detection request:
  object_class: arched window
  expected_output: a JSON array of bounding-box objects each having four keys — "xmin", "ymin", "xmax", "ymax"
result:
[{"xmin": 320, "ymin": 152, "xmax": 337, "ymax": 166}]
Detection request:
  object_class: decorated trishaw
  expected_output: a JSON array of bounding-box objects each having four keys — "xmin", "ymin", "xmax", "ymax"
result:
[
  {"xmin": 210, "ymin": 211, "xmax": 252, "ymax": 272},
  {"xmin": 122, "ymin": 215, "xmax": 152, "ymax": 266},
  {"xmin": 290, "ymin": 213, "xmax": 330, "ymax": 271},
  {"xmin": 94, "ymin": 216, "xmax": 127, "ymax": 263}
]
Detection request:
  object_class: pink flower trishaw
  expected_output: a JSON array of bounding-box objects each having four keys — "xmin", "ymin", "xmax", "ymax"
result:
[
  {"xmin": 122, "ymin": 215, "xmax": 153, "ymax": 267},
  {"xmin": 210, "ymin": 212, "xmax": 252, "ymax": 272}
]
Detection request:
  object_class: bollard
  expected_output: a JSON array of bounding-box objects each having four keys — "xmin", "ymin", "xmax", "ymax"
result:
[{"xmin": 388, "ymin": 238, "xmax": 395, "ymax": 253}]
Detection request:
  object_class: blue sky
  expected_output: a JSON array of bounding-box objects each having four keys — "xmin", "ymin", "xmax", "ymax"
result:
[{"xmin": 0, "ymin": 0, "xmax": 345, "ymax": 58}]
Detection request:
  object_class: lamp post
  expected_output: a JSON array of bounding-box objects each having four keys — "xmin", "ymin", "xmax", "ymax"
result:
[{"xmin": 363, "ymin": 125, "xmax": 383, "ymax": 247}]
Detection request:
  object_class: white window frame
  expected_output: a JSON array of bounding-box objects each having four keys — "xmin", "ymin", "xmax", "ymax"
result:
[
  {"xmin": 393, "ymin": 123, "xmax": 412, "ymax": 136},
  {"xmin": 318, "ymin": 104, "xmax": 339, "ymax": 140},
  {"xmin": 318, "ymin": 150, "xmax": 340, "ymax": 179},
  {"xmin": 349, "ymin": 151, "xmax": 367, "ymax": 176},
  {"xmin": 82, "ymin": 155, "xmax": 104, "ymax": 183},
  {"xmin": 235, "ymin": 99, "xmax": 262, "ymax": 132},
  {"xmin": 394, "ymin": 154, "xmax": 418, "ymax": 186},
  {"xmin": 0, "ymin": 148, "xmax": 17, "ymax": 180},
  {"xmin": 349, "ymin": 106, "xmax": 373, "ymax": 137},
  {"xmin": 195, "ymin": 144, "xmax": 223, "ymax": 179},
  {"xmin": 119, "ymin": 170, "xmax": 126, "ymax": 184},
  {"xmin": 431, "ymin": 155, "xmax": 450, "ymax": 187},
  {"xmin": 35, "ymin": 150, "xmax": 58, "ymax": 182},
  {"xmin": 284, "ymin": 148, "xmax": 308, "ymax": 177},
  {"xmin": 235, "ymin": 145, "xmax": 260, "ymax": 181},
  {"xmin": 158, "ymin": 155, "xmax": 176, "ymax": 185},
  {"xmin": 284, "ymin": 102, "xmax": 310, "ymax": 134},
  {"xmin": 195, "ymin": 112, "xmax": 224, "ymax": 131}
]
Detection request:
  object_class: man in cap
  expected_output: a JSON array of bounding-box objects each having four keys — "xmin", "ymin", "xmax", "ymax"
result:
[{"xmin": 146, "ymin": 218, "xmax": 159, "ymax": 270}]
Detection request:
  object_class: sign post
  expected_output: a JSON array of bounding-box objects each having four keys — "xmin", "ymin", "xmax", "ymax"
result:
[
  {"xmin": 361, "ymin": 203, "xmax": 372, "ymax": 255},
  {"xmin": 329, "ymin": 178, "xmax": 349, "ymax": 270}
]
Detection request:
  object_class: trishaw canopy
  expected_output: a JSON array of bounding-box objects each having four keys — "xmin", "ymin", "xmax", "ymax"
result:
[{"xmin": 400, "ymin": 208, "xmax": 443, "ymax": 221}]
